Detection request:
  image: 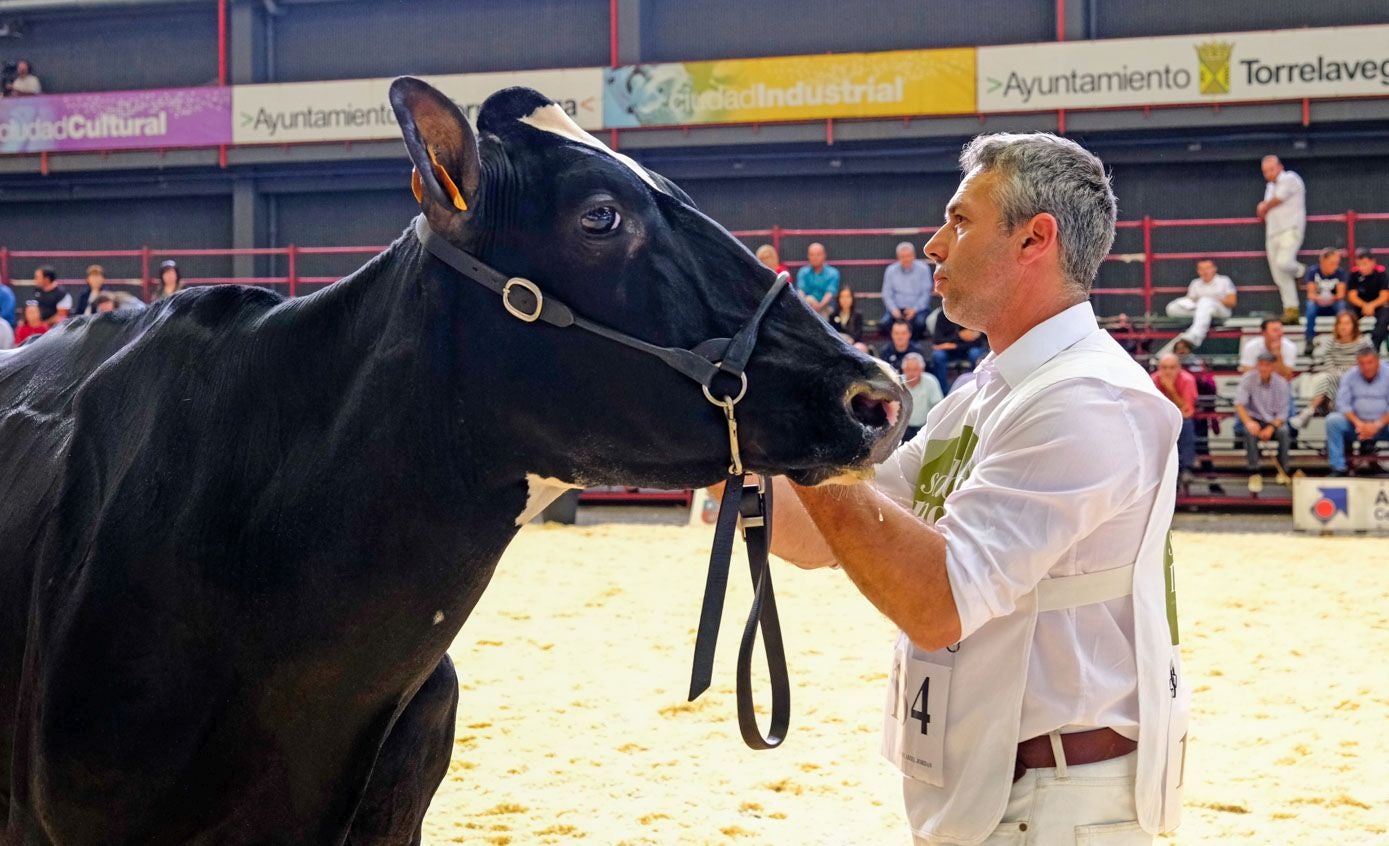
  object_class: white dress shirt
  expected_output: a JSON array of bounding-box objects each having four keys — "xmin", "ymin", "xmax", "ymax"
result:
[
  {"xmin": 873, "ymin": 302, "xmax": 1180, "ymax": 741},
  {"xmin": 1264, "ymin": 169, "xmax": 1306, "ymax": 235},
  {"xmin": 1238, "ymin": 336, "xmax": 1297, "ymax": 370},
  {"xmin": 1186, "ymin": 273, "xmax": 1235, "ymax": 302}
]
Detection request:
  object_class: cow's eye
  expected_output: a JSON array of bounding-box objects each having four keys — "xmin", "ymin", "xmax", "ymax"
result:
[{"xmin": 580, "ymin": 206, "xmax": 622, "ymax": 235}]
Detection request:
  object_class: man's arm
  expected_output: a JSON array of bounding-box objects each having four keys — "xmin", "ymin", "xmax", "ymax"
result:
[{"xmin": 882, "ymin": 268, "xmax": 901, "ymax": 318}]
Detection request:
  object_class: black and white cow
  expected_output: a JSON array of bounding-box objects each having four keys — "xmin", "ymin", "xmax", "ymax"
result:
[{"xmin": 0, "ymin": 78, "xmax": 906, "ymax": 844}]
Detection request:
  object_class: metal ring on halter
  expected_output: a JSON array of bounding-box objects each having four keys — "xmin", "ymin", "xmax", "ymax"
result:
[
  {"xmin": 701, "ymin": 369, "xmax": 749, "ymax": 408},
  {"xmin": 502, "ymin": 277, "xmax": 544, "ymax": 323}
]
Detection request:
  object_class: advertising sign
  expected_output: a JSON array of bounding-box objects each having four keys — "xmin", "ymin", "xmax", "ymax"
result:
[
  {"xmin": 604, "ymin": 48, "xmax": 976, "ymax": 128},
  {"xmin": 1293, "ymin": 476, "xmax": 1389, "ymax": 533},
  {"xmin": 978, "ymin": 24, "xmax": 1389, "ymax": 113},
  {"xmin": 231, "ymin": 68, "xmax": 604, "ymax": 145},
  {"xmin": 0, "ymin": 87, "xmax": 231, "ymax": 153}
]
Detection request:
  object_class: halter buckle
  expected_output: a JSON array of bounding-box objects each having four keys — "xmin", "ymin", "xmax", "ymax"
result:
[{"xmin": 502, "ymin": 277, "xmax": 544, "ymax": 323}]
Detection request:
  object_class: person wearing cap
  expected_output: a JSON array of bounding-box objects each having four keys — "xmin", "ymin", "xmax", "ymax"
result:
[
  {"xmin": 1235, "ymin": 350, "xmax": 1292, "ymax": 488},
  {"xmin": 1347, "ymin": 247, "xmax": 1389, "ymax": 356},
  {"xmin": 154, "ymin": 260, "xmax": 183, "ymax": 301},
  {"xmin": 880, "ymin": 241, "xmax": 934, "ymax": 339},
  {"xmin": 73, "ymin": 264, "xmax": 108, "ymax": 316},
  {"xmin": 759, "ymin": 133, "xmax": 1188, "ymax": 845}
]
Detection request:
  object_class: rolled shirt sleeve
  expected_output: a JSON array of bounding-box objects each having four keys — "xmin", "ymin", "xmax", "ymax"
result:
[{"xmin": 933, "ymin": 381, "xmax": 1174, "ymax": 640}]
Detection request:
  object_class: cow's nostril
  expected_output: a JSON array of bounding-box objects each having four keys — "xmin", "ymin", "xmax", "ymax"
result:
[{"xmin": 847, "ymin": 388, "xmax": 897, "ymax": 430}]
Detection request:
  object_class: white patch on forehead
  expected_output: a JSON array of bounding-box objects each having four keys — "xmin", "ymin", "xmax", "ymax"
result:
[
  {"xmin": 518, "ymin": 103, "xmax": 666, "ymax": 194},
  {"xmin": 515, "ymin": 473, "xmax": 583, "ymax": 526}
]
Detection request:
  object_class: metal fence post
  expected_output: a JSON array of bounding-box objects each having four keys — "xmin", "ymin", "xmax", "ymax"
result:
[{"xmin": 1142, "ymin": 216, "xmax": 1154, "ymax": 317}]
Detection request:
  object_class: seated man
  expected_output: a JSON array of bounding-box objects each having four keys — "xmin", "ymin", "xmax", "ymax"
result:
[
  {"xmin": 1303, "ymin": 246, "xmax": 1348, "ymax": 346},
  {"xmin": 795, "ymin": 242, "xmax": 840, "ymax": 316},
  {"xmin": 1348, "ymin": 247, "xmax": 1389, "ymax": 356},
  {"xmin": 1166, "ymin": 257, "xmax": 1236, "ymax": 346},
  {"xmin": 1325, "ymin": 346, "xmax": 1389, "ymax": 476},
  {"xmin": 878, "ymin": 319, "xmax": 925, "ymax": 373},
  {"xmin": 930, "ymin": 309, "xmax": 984, "ymax": 392},
  {"xmin": 878, "ymin": 242, "xmax": 933, "ymax": 338},
  {"xmin": 1235, "ymin": 352, "xmax": 1292, "ymax": 489},
  {"xmin": 899, "ymin": 352, "xmax": 942, "ymax": 442},
  {"xmin": 1152, "ymin": 352, "xmax": 1197, "ymax": 488}
]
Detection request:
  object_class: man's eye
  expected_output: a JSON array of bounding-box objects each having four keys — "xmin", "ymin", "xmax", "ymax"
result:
[{"xmin": 580, "ymin": 206, "xmax": 622, "ymax": 235}]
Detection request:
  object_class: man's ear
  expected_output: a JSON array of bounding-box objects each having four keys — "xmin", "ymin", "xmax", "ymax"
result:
[
  {"xmin": 390, "ymin": 76, "xmax": 481, "ymax": 222},
  {"xmin": 1016, "ymin": 212, "xmax": 1060, "ymax": 267}
]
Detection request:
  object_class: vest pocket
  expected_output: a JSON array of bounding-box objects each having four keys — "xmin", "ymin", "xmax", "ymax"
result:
[{"xmin": 1074, "ymin": 820, "xmax": 1150, "ymax": 845}]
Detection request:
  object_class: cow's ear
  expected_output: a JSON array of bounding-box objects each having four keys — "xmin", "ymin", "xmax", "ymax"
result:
[{"xmin": 390, "ymin": 77, "xmax": 481, "ymax": 223}]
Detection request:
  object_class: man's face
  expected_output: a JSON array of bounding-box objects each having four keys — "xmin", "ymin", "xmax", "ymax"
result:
[
  {"xmin": 1357, "ymin": 256, "xmax": 1376, "ymax": 276},
  {"xmin": 1320, "ymin": 253, "xmax": 1341, "ymax": 275},
  {"xmin": 1158, "ymin": 357, "xmax": 1180, "ymax": 381},
  {"xmin": 1263, "ymin": 322, "xmax": 1284, "ymax": 348},
  {"xmin": 890, "ymin": 322, "xmax": 911, "ymax": 350},
  {"xmin": 807, "ymin": 244, "xmax": 825, "ymax": 270},
  {"xmin": 1359, "ymin": 354, "xmax": 1380, "ymax": 382},
  {"xmin": 1196, "ymin": 261, "xmax": 1216, "ymax": 282},
  {"xmin": 902, "ymin": 357, "xmax": 923, "ymax": 383},
  {"xmin": 1257, "ymin": 359, "xmax": 1274, "ymax": 380},
  {"xmin": 33, "ymin": 270, "xmax": 51, "ymax": 290},
  {"xmin": 23, "ymin": 303, "xmax": 39, "ymax": 324},
  {"xmin": 16, "ymin": 61, "xmax": 29, "ymax": 77},
  {"xmin": 87, "ymin": 272, "xmax": 104, "ymax": 289},
  {"xmin": 922, "ymin": 168, "xmax": 1016, "ymax": 332},
  {"xmin": 1261, "ymin": 158, "xmax": 1281, "ymax": 182},
  {"xmin": 897, "ymin": 245, "xmax": 915, "ymax": 269},
  {"xmin": 161, "ymin": 268, "xmax": 178, "ymax": 286}
]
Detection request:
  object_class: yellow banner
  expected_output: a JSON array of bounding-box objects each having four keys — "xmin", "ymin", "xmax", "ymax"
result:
[{"xmin": 605, "ymin": 48, "xmax": 976, "ymax": 127}]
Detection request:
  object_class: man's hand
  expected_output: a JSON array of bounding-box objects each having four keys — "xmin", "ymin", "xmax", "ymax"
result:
[
  {"xmin": 935, "ymin": 342, "xmax": 957, "ymax": 351},
  {"xmin": 1256, "ymin": 201, "xmax": 1268, "ymax": 219},
  {"xmin": 903, "ymin": 307, "xmax": 917, "ymax": 320},
  {"xmin": 1259, "ymin": 424, "xmax": 1274, "ymax": 440},
  {"xmin": 891, "ymin": 308, "xmax": 903, "ymax": 320}
]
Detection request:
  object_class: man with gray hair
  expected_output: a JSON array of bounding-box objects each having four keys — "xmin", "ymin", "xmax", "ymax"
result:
[
  {"xmin": 880, "ymin": 241, "xmax": 934, "ymax": 338},
  {"xmin": 1257, "ymin": 155, "xmax": 1307, "ymax": 324},
  {"xmin": 749, "ymin": 133, "xmax": 1189, "ymax": 844},
  {"xmin": 1234, "ymin": 351, "xmax": 1292, "ymax": 488}
]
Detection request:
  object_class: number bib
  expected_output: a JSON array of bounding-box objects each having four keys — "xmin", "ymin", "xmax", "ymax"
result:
[{"xmin": 882, "ymin": 633, "xmax": 954, "ymax": 788}]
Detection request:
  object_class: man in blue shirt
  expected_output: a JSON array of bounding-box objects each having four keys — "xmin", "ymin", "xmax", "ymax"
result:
[
  {"xmin": 0, "ymin": 281, "xmax": 14, "ymax": 329},
  {"xmin": 795, "ymin": 242, "xmax": 840, "ymax": 316},
  {"xmin": 1303, "ymin": 246, "xmax": 1348, "ymax": 346},
  {"xmin": 879, "ymin": 241, "xmax": 934, "ymax": 339},
  {"xmin": 1326, "ymin": 346, "xmax": 1389, "ymax": 475}
]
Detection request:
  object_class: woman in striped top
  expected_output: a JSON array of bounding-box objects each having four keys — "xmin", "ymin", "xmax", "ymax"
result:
[{"xmin": 1292, "ymin": 310, "xmax": 1367, "ymax": 428}]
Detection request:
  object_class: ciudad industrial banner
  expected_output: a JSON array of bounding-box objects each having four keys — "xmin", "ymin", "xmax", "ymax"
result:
[
  {"xmin": 230, "ymin": 68, "xmax": 604, "ymax": 145},
  {"xmin": 603, "ymin": 48, "xmax": 976, "ymax": 128},
  {"xmin": 977, "ymin": 24, "xmax": 1389, "ymax": 112},
  {"xmin": 0, "ymin": 87, "xmax": 231, "ymax": 153}
]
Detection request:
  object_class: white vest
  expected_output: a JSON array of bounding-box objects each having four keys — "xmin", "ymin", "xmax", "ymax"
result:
[{"xmin": 881, "ymin": 333, "xmax": 1189, "ymax": 844}]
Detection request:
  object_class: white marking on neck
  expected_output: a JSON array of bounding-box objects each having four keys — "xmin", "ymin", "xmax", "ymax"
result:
[
  {"xmin": 518, "ymin": 103, "xmax": 666, "ymax": 194},
  {"xmin": 516, "ymin": 473, "xmax": 583, "ymax": 526}
]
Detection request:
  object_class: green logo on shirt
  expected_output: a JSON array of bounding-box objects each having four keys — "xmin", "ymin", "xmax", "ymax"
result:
[
  {"xmin": 911, "ymin": 425, "xmax": 979, "ymax": 524},
  {"xmin": 1164, "ymin": 532, "xmax": 1180, "ymax": 646}
]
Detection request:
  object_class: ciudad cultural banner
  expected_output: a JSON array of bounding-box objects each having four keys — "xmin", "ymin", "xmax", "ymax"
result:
[
  {"xmin": 977, "ymin": 24, "xmax": 1389, "ymax": 112},
  {"xmin": 603, "ymin": 48, "xmax": 977, "ymax": 128},
  {"xmin": 0, "ymin": 87, "xmax": 231, "ymax": 153}
]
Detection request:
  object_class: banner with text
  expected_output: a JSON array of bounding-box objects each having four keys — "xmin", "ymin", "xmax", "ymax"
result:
[
  {"xmin": 231, "ymin": 68, "xmax": 604, "ymax": 145},
  {"xmin": 978, "ymin": 24, "xmax": 1389, "ymax": 112},
  {"xmin": 604, "ymin": 48, "xmax": 976, "ymax": 128},
  {"xmin": 0, "ymin": 87, "xmax": 230, "ymax": 153}
]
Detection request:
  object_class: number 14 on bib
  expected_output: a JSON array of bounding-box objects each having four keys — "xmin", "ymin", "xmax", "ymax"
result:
[{"xmin": 884, "ymin": 642, "xmax": 951, "ymax": 788}]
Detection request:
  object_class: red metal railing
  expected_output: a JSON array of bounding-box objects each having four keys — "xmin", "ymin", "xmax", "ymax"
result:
[{"xmin": 3, "ymin": 212, "xmax": 1387, "ymax": 318}]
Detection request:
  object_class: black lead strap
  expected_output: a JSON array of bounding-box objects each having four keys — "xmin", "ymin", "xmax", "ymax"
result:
[{"xmin": 414, "ymin": 215, "xmax": 792, "ymax": 750}]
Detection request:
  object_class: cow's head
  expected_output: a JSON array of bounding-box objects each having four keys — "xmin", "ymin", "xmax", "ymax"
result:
[{"xmin": 390, "ymin": 78, "xmax": 907, "ymax": 488}]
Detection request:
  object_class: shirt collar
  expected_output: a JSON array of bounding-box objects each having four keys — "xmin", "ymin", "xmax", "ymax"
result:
[{"xmin": 991, "ymin": 301, "xmax": 1099, "ymax": 389}]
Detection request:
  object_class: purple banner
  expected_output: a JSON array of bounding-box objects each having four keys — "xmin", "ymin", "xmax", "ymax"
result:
[{"xmin": 0, "ymin": 87, "xmax": 231, "ymax": 154}]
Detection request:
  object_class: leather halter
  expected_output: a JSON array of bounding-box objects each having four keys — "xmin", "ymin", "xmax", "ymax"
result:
[{"xmin": 414, "ymin": 215, "xmax": 792, "ymax": 749}]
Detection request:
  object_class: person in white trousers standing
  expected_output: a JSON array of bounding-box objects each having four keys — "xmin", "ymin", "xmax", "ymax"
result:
[{"xmin": 1257, "ymin": 155, "xmax": 1306, "ymax": 324}]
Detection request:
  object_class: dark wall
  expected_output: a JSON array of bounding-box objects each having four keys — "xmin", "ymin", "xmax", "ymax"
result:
[
  {"xmin": 3, "ymin": 8, "xmax": 219, "ymax": 94},
  {"xmin": 639, "ymin": 0, "xmax": 1052, "ymax": 62},
  {"xmin": 270, "ymin": 187, "xmax": 418, "ymax": 284},
  {"xmin": 270, "ymin": 0, "xmax": 610, "ymax": 82}
]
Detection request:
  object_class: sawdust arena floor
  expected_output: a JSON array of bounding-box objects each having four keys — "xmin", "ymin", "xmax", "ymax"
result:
[{"xmin": 420, "ymin": 523, "xmax": 1389, "ymax": 845}]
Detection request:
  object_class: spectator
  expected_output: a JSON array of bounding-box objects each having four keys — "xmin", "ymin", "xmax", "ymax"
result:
[
  {"xmin": 92, "ymin": 293, "xmax": 117, "ymax": 313},
  {"xmin": 0, "ymin": 308, "xmax": 11, "ymax": 349},
  {"xmin": 73, "ymin": 264, "xmax": 108, "ymax": 316},
  {"xmin": 92, "ymin": 290, "xmax": 146, "ymax": 312},
  {"xmin": 878, "ymin": 241, "xmax": 933, "ymax": 338},
  {"xmin": 1108, "ymin": 312, "xmax": 1146, "ymax": 356},
  {"xmin": 899, "ymin": 352, "xmax": 942, "ymax": 442},
  {"xmin": 1302, "ymin": 246, "xmax": 1348, "ymax": 345},
  {"xmin": 1152, "ymin": 352, "xmax": 1197, "ymax": 489},
  {"xmin": 32, "ymin": 266, "xmax": 71, "ymax": 325},
  {"xmin": 1238, "ymin": 317, "xmax": 1297, "ymax": 378},
  {"xmin": 755, "ymin": 244, "xmax": 790, "ymax": 282},
  {"xmin": 828, "ymin": 286, "xmax": 865, "ymax": 345},
  {"xmin": 1292, "ymin": 310, "xmax": 1364, "ymax": 429},
  {"xmin": 795, "ymin": 243, "xmax": 839, "ymax": 316},
  {"xmin": 153, "ymin": 260, "xmax": 183, "ymax": 301},
  {"xmin": 1325, "ymin": 346, "xmax": 1389, "ymax": 476},
  {"xmin": 1256, "ymin": 155, "xmax": 1306, "ymax": 324},
  {"xmin": 1348, "ymin": 247, "xmax": 1389, "ymax": 355},
  {"xmin": 1173, "ymin": 337, "xmax": 1222, "ymax": 492},
  {"xmin": 1166, "ymin": 258, "xmax": 1236, "ymax": 347},
  {"xmin": 6, "ymin": 60, "xmax": 41, "ymax": 96},
  {"xmin": 13, "ymin": 300, "xmax": 49, "ymax": 345},
  {"xmin": 1234, "ymin": 351, "xmax": 1292, "ymax": 489},
  {"xmin": 930, "ymin": 309, "xmax": 985, "ymax": 392},
  {"xmin": 878, "ymin": 319, "xmax": 925, "ymax": 374},
  {"xmin": 0, "ymin": 280, "xmax": 14, "ymax": 329}
]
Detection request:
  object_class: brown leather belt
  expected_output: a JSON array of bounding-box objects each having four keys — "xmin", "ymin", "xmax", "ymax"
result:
[{"xmin": 1013, "ymin": 728, "xmax": 1137, "ymax": 782}]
